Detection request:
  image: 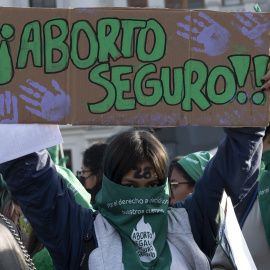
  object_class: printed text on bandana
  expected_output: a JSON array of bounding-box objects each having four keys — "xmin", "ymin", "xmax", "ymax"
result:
[
  {"xmin": 131, "ymin": 216, "xmax": 157, "ymax": 263},
  {"xmin": 106, "ymin": 197, "xmax": 169, "ymax": 215}
]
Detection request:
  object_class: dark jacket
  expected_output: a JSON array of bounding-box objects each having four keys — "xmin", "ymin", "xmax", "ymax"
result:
[{"xmin": 0, "ymin": 127, "xmax": 265, "ymax": 270}]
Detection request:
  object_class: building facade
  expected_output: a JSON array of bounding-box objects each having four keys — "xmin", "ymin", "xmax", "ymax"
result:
[{"xmin": 1, "ymin": 0, "xmax": 270, "ymax": 11}]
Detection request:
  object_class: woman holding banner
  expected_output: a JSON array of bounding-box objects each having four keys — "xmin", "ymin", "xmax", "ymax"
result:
[
  {"xmin": 212, "ymin": 125, "xmax": 270, "ymax": 270},
  {"xmin": 0, "ymin": 73, "xmax": 269, "ymax": 270}
]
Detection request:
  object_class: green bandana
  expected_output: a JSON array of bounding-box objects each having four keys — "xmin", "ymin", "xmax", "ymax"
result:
[
  {"xmin": 258, "ymin": 170, "xmax": 270, "ymax": 248},
  {"xmin": 47, "ymin": 145, "xmax": 69, "ymax": 167},
  {"xmin": 254, "ymin": 3, "xmax": 261, "ymax": 12},
  {"xmin": 47, "ymin": 145, "xmax": 60, "ymax": 165},
  {"xmin": 178, "ymin": 151, "xmax": 213, "ymax": 182},
  {"xmin": 96, "ymin": 176, "xmax": 172, "ymax": 270}
]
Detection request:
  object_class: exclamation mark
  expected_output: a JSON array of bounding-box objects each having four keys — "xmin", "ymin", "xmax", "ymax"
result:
[
  {"xmin": 228, "ymin": 55, "xmax": 251, "ymax": 104},
  {"xmin": 0, "ymin": 24, "xmax": 15, "ymax": 85},
  {"xmin": 251, "ymin": 55, "xmax": 269, "ymax": 105}
]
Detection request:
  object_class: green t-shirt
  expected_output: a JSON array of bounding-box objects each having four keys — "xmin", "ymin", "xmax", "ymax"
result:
[{"xmin": 32, "ymin": 248, "xmax": 54, "ymax": 270}]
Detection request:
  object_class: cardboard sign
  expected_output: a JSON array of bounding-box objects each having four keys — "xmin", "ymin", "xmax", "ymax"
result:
[{"xmin": 0, "ymin": 7, "xmax": 269, "ymax": 126}]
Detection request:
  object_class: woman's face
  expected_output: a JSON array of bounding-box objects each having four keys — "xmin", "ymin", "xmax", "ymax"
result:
[
  {"xmin": 169, "ymin": 167, "xmax": 195, "ymax": 206},
  {"xmin": 121, "ymin": 160, "xmax": 160, "ymax": 188},
  {"xmin": 81, "ymin": 163, "xmax": 97, "ymax": 190}
]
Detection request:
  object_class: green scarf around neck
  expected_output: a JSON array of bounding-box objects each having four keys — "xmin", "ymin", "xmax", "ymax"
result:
[{"xmin": 96, "ymin": 175, "xmax": 172, "ymax": 270}]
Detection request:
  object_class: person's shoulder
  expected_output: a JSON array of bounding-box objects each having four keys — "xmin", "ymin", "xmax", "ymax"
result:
[
  {"xmin": 0, "ymin": 215, "xmax": 20, "ymax": 236},
  {"xmin": 0, "ymin": 215, "xmax": 30, "ymax": 270},
  {"xmin": 172, "ymin": 193, "xmax": 193, "ymax": 209}
]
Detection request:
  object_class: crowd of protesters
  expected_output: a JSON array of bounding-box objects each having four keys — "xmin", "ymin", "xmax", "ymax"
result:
[{"xmin": 1, "ymin": 72, "xmax": 270, "ymax": 270}]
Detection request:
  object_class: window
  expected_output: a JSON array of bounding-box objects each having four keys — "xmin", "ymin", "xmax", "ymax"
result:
[
  {"xmin": 166, "ymin": 0, "xmax": 188, "ymax": 9},
  {"xmin": 222, "ymin": 0, "xmax": 243, "ymax": 6},
  {"xmin": 166, "ymin": 0, "xmax": 204, "ymax": 9},
  {"xmin": 128, "ymin": 0, "xmax": 148, "ymax": 7},
  {"xmin": 29, "ymin": 0, "xmax": 56, "ymax": 8},
  {"xmin": 188, "ymin": 0, "xmax": 204, "ymax": 9}
]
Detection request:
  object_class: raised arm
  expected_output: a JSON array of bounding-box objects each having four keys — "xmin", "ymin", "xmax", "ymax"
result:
[
  {"xmin": 174, "ymin": 127, "xmax": 265, "ymax": 259},
  {"xmin": 0, "ymin": 150, "xmax": 94, "ymax": 270}
]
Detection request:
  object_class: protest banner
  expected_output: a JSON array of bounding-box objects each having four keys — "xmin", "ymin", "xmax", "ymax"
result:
[
  {"xmin": 0, "ymin": 7, "xmax": 269, "ymax": 126},
  {"xmin": 216, "ymin": 191, "xmax": 257, "ymax": 270}
]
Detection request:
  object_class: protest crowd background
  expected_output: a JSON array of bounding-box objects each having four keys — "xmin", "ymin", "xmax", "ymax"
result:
[{"xmin": 1, "ymin": 0, "xmax": 270, "ymax": 270}]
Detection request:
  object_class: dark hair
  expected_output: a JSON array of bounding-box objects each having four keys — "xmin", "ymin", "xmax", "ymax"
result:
[
  {"xmin": 168, "ymin": 161, "xmax": 195, "ymax": 187},
  {"xmin": 83, "ymin": 143, "xmax": 108, "ymax": 176},
  {"xmin": 82, "ymin": 143, "xmax": 107, "ymax": 204},
  {"xmin": 26, "ymin": 230, "xmax": 44, "ymax": 258},
  {"xmin": 103, "ymin": 129, "xmax": 168, "ymax": 184},
  {"xmin": 2, "ymin": 195, "xmax": 21, "ymax": 225}
]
